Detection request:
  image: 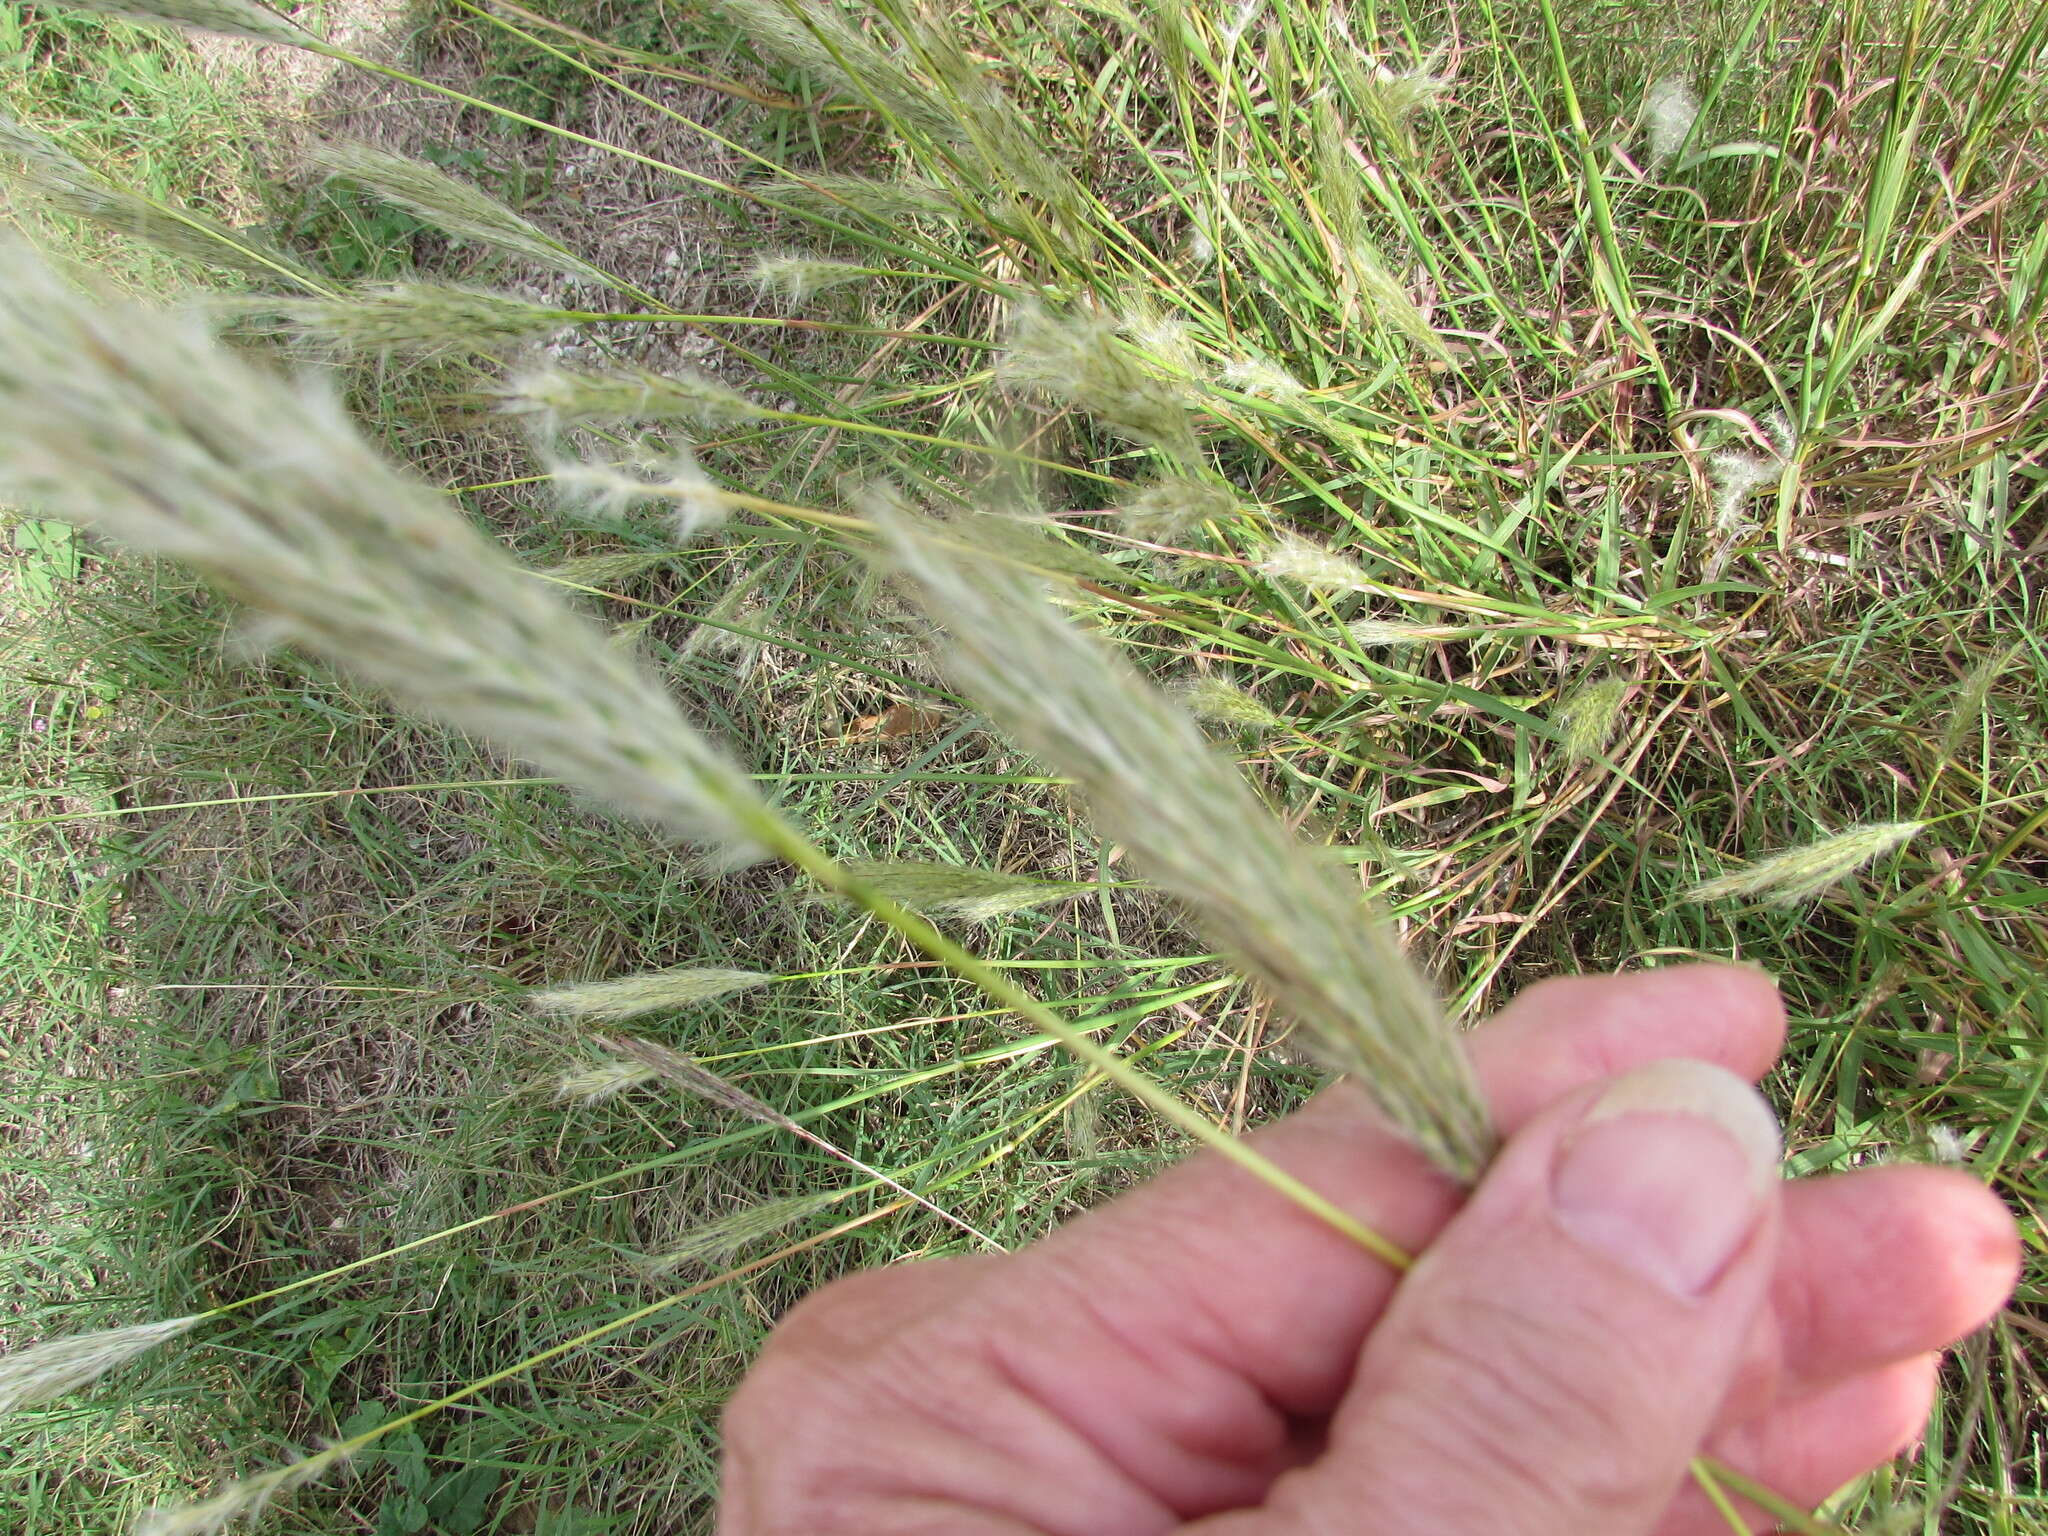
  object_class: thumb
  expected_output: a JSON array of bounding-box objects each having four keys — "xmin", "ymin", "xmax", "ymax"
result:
[{"xmin": 1205, "ymin": 1059, "xmax": 1783, "ymax": 1536}]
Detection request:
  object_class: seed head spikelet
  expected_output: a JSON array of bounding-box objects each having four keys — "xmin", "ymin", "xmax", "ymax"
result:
[
  {"xmin": 42, "ymin": 0, "xmax": 317, "ymax": 46},
  {"xmin": 751, "ymin": 253, "xmax": 872, "ymax": 305},
  {"xmin": 1219, "ymin": 353, "xmax": 1309, "ymax": 405},
  {"xmin": 877, "ymin": 510, "xmax": 1494, "ymax": 1181},
  {"xmin": 1644, "ymin": 77, "xmax": 1702, "ymax": 169},
  {"xmin": 642, "ymin": 1190, "xmax": 851, "ymax": 1277},
  {"xmin": 1175, "ymin": 675, "xmax": 1287, "ymax": 736},
  {"xmin": 497, "ymin": 365, "xmax": 764, "ymax": 432},
  {"xmin": 1, "ymin": 113, "xmax": 317, "ymax": 283},
  {"xmin": 242, "ymin": 283, "xmax": 566, "ymax": 355},
  {"xmin": 531, "ymin": 966, "xmax": 776, "ymax": 1022},
  {"xmin": 547, "ymin": 448, "xmax": 730, "ymax": 535},
  {"xmin": 762, "ymin": 171, "xmax": 962, "ymax": 225},
  {"xmin": 0, "ymin": 1315, "xmax": 200, "ymax": 1414},
  {"xmin": 309, "ymin": 142, "xmax": 589, "ymax": 276},
  {"xmin": 832, "ymin": 860, "xmax": 1091, "ymax": 922},
  {"xmin": 137, "ymin": 1448, "xmax": 350, "ymax": 1536},
  {"xmin": 0, "ymin": 242, "xmax": 776, "ymax": 864},
  {"xmin": 553, "ymin": 1060, "xmax": 661, "ymax": 1102},
  {"xmin": 1119, "ymin": 477, "xmax": 1237, "ymax": 544},
  {"xmin": 999, "ymin": 304, "xmax": 1202, "ymax": 464},
  {"xmin": 1259, "ymin": 530, "xmax": 1373, "ymax": 594},
  {"xmin": 1554, "ymin": 676, "xmax": 1630, "ymax": 762},
  {"xmin": 1686, "ymin": 821, "xmax": 1926, "ymax": 907}
]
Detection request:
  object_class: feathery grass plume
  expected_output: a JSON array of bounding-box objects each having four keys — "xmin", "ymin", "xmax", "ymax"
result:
[
  {"xmin": 0, "ymin": 110, "xmax": 97, "ymax": 182},
  {"xmin": 715, "ymin": 0, "xmax": 954, "ymax": 139},
  {"xmin": 943, "ymin": 506, "xmax": 1128, "ymax": 584},
  {"xmin": 530, "ymin": 966, "xmax": 775, "ymax": 1022},
  {"xmin": 137, "ymin": 1447, "xmax": 349, "ymax": 1536},
  {"xmin": 751, "ymin": 253, "xmax": 872, "ymax": 305},
  {"xmin": 1553, "ymin": 676, "xmax": 1631, "ymax": 762},
  {"xmin": 1707, "ymin": 445, "xmax": 1781, "ymax": 535},
  {"xmin": 1219, "ymin": 353, "xmax": 1309, "ymax": 405},
  {"xmin": 496, "ymin": 364, "xmax": 764, "ymax": 432},
  {"xmin": 1175, "ymin": 675, "xmax": 1287, "ymax": 736},
  {"xmin": 553, "ymin": 1059, "xmax": 661, "ymax": 1103},
  {"xmin": 42, "ymin": 0, "xmax": 317, "ymax": 46},
  {"xmin": 642, "ymin": 1190, "xmax": 853, "ymax": 1278},
  {"xmin": 876, "ymin": 510, "xmax": 1494, "ymax": 1181},
  {"xmin": 1122, "ymin": 305, "xmax": 1201, "ymax": 375},
  {"xmin": 1352, "ymin": 60, "xmax": 1451, "ymax": 150},
  {"xmin": 1342, "ymin": 242, "xmax": 1451, "ymax": 361},
  {"xmin": 0, "ymin": 1314, "xmax": 199, "ymax": 1414},
  {"xmin": 548, "ymin": 448, "xmax": 730, "ymax": 535},
  {"xmin": 541, "ymin": 548, "xmax": 682, "ymax": 586},
  {"xmin": 1348, "ymin": 617, "xmax": 1469, "ymax": 646},
  {"xmin": 1685, "ymin": 821, "xmax": 1926, "ymax": 907},
  {"xmin": 32, "ymin": 181, "xmax": 316, "ymax": 280},
  {"xmin": 1937, "ymin": 644, "xmax": 2018, "ymax": 762},
  {"xmin": 1644, "ymin": 76, "xmax": 1703, "ymax": 169},
  {"xmin": 999, "ymin": 303, "xmax": 1202, "ymax": 464},
  {"xmin": 897, "ymin": 12, "xmax": 1098, "ymax": 252},
  {"xmin": 762, "ymin": 171, "xmax": 963, "ymax": 225},
  {"xmin": 1707, "ymin": 413, "xmax": 1797, "ymax": 539},
  {"xmin": 1118, "ymin": 477, "xmax": 1237, "ymax": 545},
  {"xmin": 309, "ymin": 142, "xmax": 586, "ymax": 276},
  {"xmin": 0, "ymin": 241, "xmax": 777, "ymax": 864},
  {"xmin": 1258, "ymin": 530, "xmax": 1373, "ymax": 594},
  {"xmin": 1, "ymin": 112, "xmax": 316, "ymax": 283},
  {"xmin": 240, "ymin": 283, "xmax": 566, "ymax": 355},
  {"xmin": 832, "ymin": 859, "xmax": 1091, "ymax": 922}
]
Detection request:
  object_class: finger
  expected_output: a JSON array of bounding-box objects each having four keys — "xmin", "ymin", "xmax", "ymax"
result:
[
  {"xmin": 1193, "ymin": 1060, "xmax": 1785, "ymax": 1536},
  {"xmin": 1657, "ymin": 1355, "xmax": 1941, "ymax": 1535},
  {"xmin": 1472, "ymin": 965, "xmax": 1785, "ymax": 1128},
  {"xmin": 1771, "ymin": 1165, "xmax": 2019, "ymax": 1390},
  {"xmin": 1017, "ymin": 964, "xmax": 1787, "ymax": 1419}
]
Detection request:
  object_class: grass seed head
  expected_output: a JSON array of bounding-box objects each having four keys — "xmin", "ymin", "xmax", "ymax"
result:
[
  {"xmin": 137, "ymin": 1448, "xmax": 349, "ymax": 1536},
  {"xmin": 876, "ymin": 509, "xmax": 1494, "ymax": 1181},
  {"xmin": 1219, "ymin": 353, "xmax": 1308, "ymax": 404},
  {"xmin": 1686, "ymin": 821, "xmax": 1926, "ymax": 907},
  {"xmin": 1118, "ymin": 477, "xmax": 1237, "ymax": 544},
  {"xmin": 244, "ymin": 283, "xmax": 566, "ymax": 355},
  {"xmin": 762, "ymin": 171, "xmax": 962, "ymax": 224},
  {"xmin": 999, "ymin": 303, "xmax": 1202, "ymax": 464},
  {"xmin": 497, "ymin": 364, "xmax": 763, "ymax": 431},
  {"xmin": 1644, "ymin": 76, "xmax": 1702, "ymax": 168},
  {"xmin": 750, "ymin": 253, "xmax": 872, "ymax": 305},
  {"xmin": 837, "ymin": 859, "xmax": 1088, "ymax": 922},
  {"xmin": 1259, "ymin": 530, "xmax": 1372, "ymax": 594},
  {"xmin": 1174, "ymin": 675, "xmax": 1286, "ymax": 736},
  {"xmin": 45, "ymin": 0, "xmax": 316, "ymax": 46},
  {"xmin": 597, "ymin": 1036, "xmax": 795, "ymax": 1129},
  {"xmin": 548, "ymin": 448, "xmax": 730, "ymax": 536},
  {"xmin": 0, "ymin": 1314, "xmax": 200, "ymax": 1414},
  {"xmin": 641, "ymin": 1191, "xmax": 849, "ymax": 1277},
  {"xmin": 1348, "ymin": 617, "xmax": 1465, "ymax": 646},
  {"xmin": 309, "ymin": 142, "xmax": 584, "ymax": 274},
  {"xmin": 530, "ymin": 966, "xmax": 775, "ymax": 1022},
  {"xmin": 552, "ymin": 1060, "xmax": 661, "ymax": 1103},
  {"xmin": 0, "ymin": 240, "xmax": 776, "ymax": 864},
  {"xmin": 1554, "ymin": 676, "xmax": 1631, "ymax": 761}
]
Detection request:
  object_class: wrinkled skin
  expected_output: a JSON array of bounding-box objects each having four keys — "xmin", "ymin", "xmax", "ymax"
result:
[{"xmin": 720, "ymin": 968, "xmax": 2018, "ymax": 1535}]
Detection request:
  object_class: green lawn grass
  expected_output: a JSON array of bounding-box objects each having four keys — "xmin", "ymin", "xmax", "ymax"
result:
[{"xmin": 3, "ymin": 0, "xmax": 2045, "ymax": 1531}]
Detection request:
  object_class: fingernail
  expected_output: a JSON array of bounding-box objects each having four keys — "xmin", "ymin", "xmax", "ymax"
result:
[{"xmin": 1552, "ymin": 1060, "xmax": 1782, "ymax": 1297}]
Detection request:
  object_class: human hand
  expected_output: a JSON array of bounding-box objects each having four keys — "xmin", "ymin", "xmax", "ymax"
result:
[{"xmin": 718, "ymin": 966, "xmax": 2018, "ymax": 1534}]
